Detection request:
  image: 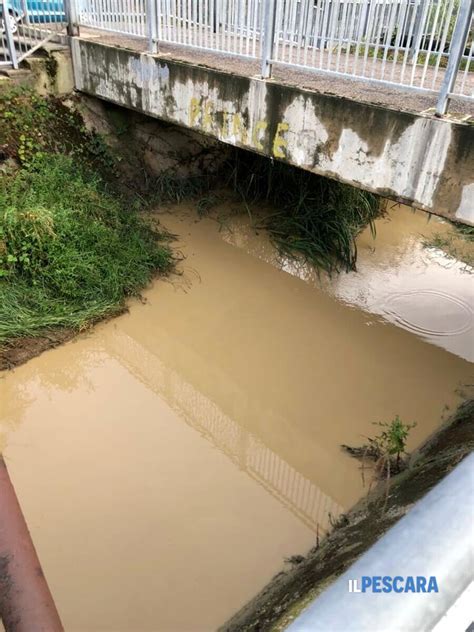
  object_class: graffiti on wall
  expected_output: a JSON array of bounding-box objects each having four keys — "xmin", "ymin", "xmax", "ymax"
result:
[{"xmin": 189, "ymin": 97, "xmax": 288, "ymax": 158}]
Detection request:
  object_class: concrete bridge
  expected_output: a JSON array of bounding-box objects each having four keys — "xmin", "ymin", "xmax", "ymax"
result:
[{"xmin": 67, "ymin": 0, "xmax": 474, "ymax": 224}]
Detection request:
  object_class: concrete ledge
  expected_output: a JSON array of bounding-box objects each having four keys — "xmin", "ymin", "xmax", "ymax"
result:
[{"xmin": 71, "ymin": 38, "xmax": 474, "ymax": 224}]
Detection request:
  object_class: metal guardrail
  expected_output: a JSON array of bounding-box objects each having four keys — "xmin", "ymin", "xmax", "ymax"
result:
[
  {"xmin": 287, "ymin": 452, "xmax": 474, "ymax": 632},
  {"xmin": 1, "ymin": 0, "xmax": 472, "ymax": 113},
  {"xmin": 70, "ymin": 0, "xmax": 474, "ymax": 115},
  {"xmin": 270, "ymin": 0, "xmax": 473, "ymax": 99},
  {"xmin": 1, "ymin": 0, "xmax": 67, "ymax": 68}
]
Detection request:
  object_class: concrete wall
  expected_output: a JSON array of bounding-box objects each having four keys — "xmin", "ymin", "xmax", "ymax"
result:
[
  {"xmin": 71, "ymin": 38, "xmax": 474, "ymax": 224},
  {"xmin": 0, "ymin": 46, "xmax": 74, "ymax": 97},
  {"xmin": 76, "ymin": 94, "xmax": 231, "ymax": 183}
]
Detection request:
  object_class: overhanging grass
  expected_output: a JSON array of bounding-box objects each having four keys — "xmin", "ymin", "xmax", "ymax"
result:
[
  {"xmin": 145, "ymin": 172, "xmax": 217, "ymax": 205},
  {"xmin": 227, "ymin": 153, "xmax": 381, "ymax": 273},
  {"xmin": 126, "ymin": 149, "xmax": 381, "ymax": 275},
  {"xmin": 0, "ymin": 155, "xmax": 173, "ymax": 343}
]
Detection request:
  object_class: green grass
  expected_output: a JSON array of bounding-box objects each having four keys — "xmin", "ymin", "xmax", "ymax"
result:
[
  {"xmin": 0, "ymin": 86, "xmax": 117, "ymax": 174},
  {"xmin": 423, "ymin": 221, "xmax": 474, "ymax": 269},
  {"xmin": 126, "ymin": 148, "xmax": 381, "ymax": 276},
  {"xmin": 145, "ymin": 171, "xmax": 216, "ymax": 206},
  {"xmin": 227, "ymin": 153, "xmax": 381, "ymax": 274},
  {"xmin": 0, "ymin": 155, "xmax": 173, "ymax": 343}
]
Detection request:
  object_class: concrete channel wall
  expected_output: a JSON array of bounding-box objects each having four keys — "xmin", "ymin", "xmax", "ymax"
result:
[{"xmin": 71, "ymin": 38, "xmax": 474, "ymax": 224}]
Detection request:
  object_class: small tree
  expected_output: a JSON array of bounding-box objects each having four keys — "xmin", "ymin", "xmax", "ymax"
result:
[
  {"xmin": 370, "ymin": 416, "xmax": 417, "ymax": 473},
  {"xmin": 342, "ymin": 416, "xmax": 417, "ymax": 512}
]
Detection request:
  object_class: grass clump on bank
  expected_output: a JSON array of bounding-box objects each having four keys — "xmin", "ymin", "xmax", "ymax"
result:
[
  {"xmin": 0, "ymin": 155, "xmax": 172, "ymax": 343},
  {"xmin": 424, "ymin": 222, "xmax": 474, "ymax": 270},
  {"xmin": 150, "ymin": 150, "xmax": 382, "ymax": 274},
  {"xmin": 228, "ymin": 153, "xmax": 381, "ymax": 273},
  {"xmin": 145, "ymin": 172, "xmax": 217, "ymax": 206}
]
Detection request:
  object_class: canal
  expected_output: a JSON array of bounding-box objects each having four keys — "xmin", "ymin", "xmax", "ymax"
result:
[{"xmin": 0, "ymin": 199, "xmax": 472, "ymax": 630}]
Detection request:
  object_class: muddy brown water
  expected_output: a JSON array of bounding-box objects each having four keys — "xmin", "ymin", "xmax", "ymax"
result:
[{"xmin": 0, "ymin": 202, "xmax": 472, "ymax": 631}]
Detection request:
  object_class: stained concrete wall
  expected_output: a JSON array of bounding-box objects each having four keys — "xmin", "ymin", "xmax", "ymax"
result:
[
  {"xmin": 71, "ymin": 38, "xmax": 474, "ymax": 224},
  {"xmin": 75, "ymin": 94, "xmax": 230, "ymax": 183},
  {"xmin": 0, "ymin": 46, "xmax": 74, "ymax": 97}
]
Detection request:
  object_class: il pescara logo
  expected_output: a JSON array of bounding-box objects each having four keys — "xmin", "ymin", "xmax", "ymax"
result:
[{"xmin": 348, "ymin": 576, "xmax": 439, "ymax": 593}]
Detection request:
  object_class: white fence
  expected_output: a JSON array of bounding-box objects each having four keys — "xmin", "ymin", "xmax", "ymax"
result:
[
  {"xmin": 77, "ymin": 0, "xmax": 147, "ymax": 37},
  {"xmin": 1, "ymin": 0, "xmax": 67, "ymax": 67},
  {"xmin": 3, "ymin": 0, "xmax": 473, "ymax": 112},
  {"xmin": 73, "ymin": 0, "xmax": 473, "ymax": 112},
  {"xmin": 272, "ymin": 0, "xmax": 469, "ymax": 93}
]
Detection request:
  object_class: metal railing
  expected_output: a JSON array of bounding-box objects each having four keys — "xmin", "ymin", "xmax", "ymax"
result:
[
  {"xmin": 1, "ymin": 0, "xmax": 67, "ymax": 68},
  {"xmin": 287, "ymin": 453, "xmax": 474, "ymax": 632},
  {"xmin": 3, "ymin": 0, "xmax": 472, "ymax": 113},
  {"xmin": 270, "ymin": 0, "xmax": 472, "ymax": 93},
  {"xmin": 74, "ymin": 0, "xmax": 473, "ymax": 113},
  {"xmin": 76, "ymin": 0, "xmax": 147, "ymax": 37}
]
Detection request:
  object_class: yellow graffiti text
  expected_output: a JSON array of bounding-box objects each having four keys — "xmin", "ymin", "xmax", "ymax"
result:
[
  {"xmin": 232, "ymin": 113, "xmax": 248, "ymax": 144},
  {"xmin": 189, "ymin": 98, "xmax": 201, "ymax": 126},
  {"xmin": 272, "ymin": 122, "xmax": 289, "ymax": 158},
  {"xmin": 252, "ymin": 120, "xmax": 268, "ymax": 150}
]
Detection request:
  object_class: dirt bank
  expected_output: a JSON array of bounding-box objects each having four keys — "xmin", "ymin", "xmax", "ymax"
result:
[
  {"xmin": 0, "ymin": 330, "xmax": 75, "ymax": 371},
  {"xmin": 222, "ymin": 399, "xmax": 474, "ymax": 632}
]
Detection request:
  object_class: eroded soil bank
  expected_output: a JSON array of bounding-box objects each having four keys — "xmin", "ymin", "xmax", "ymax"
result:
[
  {"xmin": 0, "ymin": 329, "xmax": 75, "ymax": 372},
  {"xmin": 0, "ymin": 201, "xmax": 472, "ymax": 630}
]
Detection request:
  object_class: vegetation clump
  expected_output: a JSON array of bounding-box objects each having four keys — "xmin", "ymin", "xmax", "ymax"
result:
[
  {"xmin": 0, "ymin": 86, "xmax": 116, "ymax": 173},
  {"xmin": 0, "ymin": 154, "xmax": 173, "ymax": 342},
  {"xmin": 134, "ymin": 150, "xmax": 381, "ymax": 275},
  {"xmin": 424, "ymin": 222, "xmax": 474, "ymax": 270},
  {"xmin": 343, "ymin": 416, "xmax": 417, "ymax": 511},
  {"xmin": 368, "ymin": 416, "xmax": 417, "ymax": 476},
  {"xmin": 147, "ymin": 171, "xmax": 216, "ymax": 206},
  {"xmin": 342, "ymin": 416, "xmax": 417, "ymax": 478},
  {"xmin": 228, "ymin": 153, "xmax": 381, "ymax": 273},
  {"xmin": 0, "ymin": 155, "xmax": 172, "ymax": 342},
  {"xmin": 0, "ymin": 87, "xmax": 173, "ymax": 348}
]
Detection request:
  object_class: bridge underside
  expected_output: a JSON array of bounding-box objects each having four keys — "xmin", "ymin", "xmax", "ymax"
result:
[{"xmin": 71, "ymin": 37, "xmax": 474, "ymax": 224}]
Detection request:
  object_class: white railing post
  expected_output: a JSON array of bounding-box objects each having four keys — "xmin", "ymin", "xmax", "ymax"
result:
[
  {"xmin": 20, "ymin": 0, "xmax": 30, "ymax": 25},
  {"xmin": 1, "ymin": 0, "xmax": 18, "ymax": 69},
  {"xmin": 64, "ymin": 0, "xmax": 79, "ymax": 37},
  {"xmin": 408, "ymin": 0, "xmax": 426, "ymax": 63},
  {"xmin": 436, "ymin": 0, "xmax": 473, "ymax": 116},
  {"xmin": 261, "ymin": 0, "xmax": 277, "ymax": 78},
  {"xmin": 147, "ymin": 0, "xmax": 160, "ymax": 53}
]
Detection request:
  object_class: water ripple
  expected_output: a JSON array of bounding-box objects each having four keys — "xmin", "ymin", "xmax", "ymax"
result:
[{"xmin": 382, "ymin": 290, "xmax": 473, "ymax": 337}]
